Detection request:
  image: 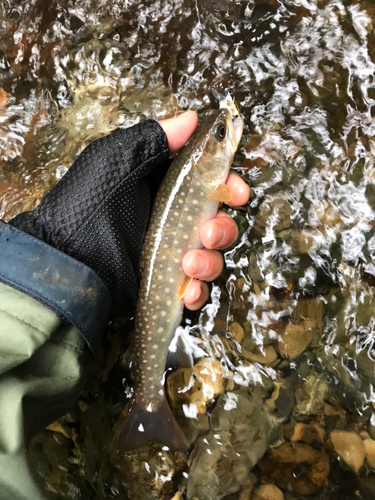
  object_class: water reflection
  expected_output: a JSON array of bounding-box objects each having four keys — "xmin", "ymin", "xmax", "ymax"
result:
[{"xmin": 2, "ymin": 0, "xmax": 375, "ymax": 498}]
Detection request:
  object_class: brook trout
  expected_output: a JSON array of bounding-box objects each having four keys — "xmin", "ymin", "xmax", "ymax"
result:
[{"xmin": 119, "ymin": 105, "xmax": 244, "ymax": 451}]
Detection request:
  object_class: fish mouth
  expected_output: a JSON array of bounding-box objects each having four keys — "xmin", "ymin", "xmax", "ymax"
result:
[
  {"xmin": 232, "ymin": 115, "xmax": 244, "ymax": 149},
  {"xmin": 211, "ymin": 89, "xmax": 241, "ymax": 121}
]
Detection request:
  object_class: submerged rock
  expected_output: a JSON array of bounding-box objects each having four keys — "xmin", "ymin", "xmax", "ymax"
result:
[
  {"xmin": 253, "ymin": 484, "xmax": 284, "ymax": 500},
  {"xmin": 363, "ymin": 438, "xmax": 375, "ymax": 470},
  {"xmin": 186, "ymin": 389, "xmax": 282, "ymax": 500},
  {"xmin": 278, "ymin": 321, "xmax": 315, "ymax": 359},
  {"xmin": 283, "ymin": 422, "xmax": 325, "ymax": 445},
  {"xmin": 258, "ymin": 442, "xmax": 330, "ymax": 495},
  {"xmin": 242, "ymin": 345, "xmax": 279, "ymax": 366},
  {"xmin": 293, "ymin": 372, "xmax": 329, "ymax": 419},
  {"xmin": 330, "ymin": 430, "xmax": 366, "ymax": 472},
  {"xmin": 228, "ymin": 322, "xmax": 245, "ymax": 343},
  {"xmin": 255, "ymin": 196, "xmax": 292, "ymax": 232},
  {"xmin": 166, "ymin": 358, "xmax": 227, "ymax": 415}
]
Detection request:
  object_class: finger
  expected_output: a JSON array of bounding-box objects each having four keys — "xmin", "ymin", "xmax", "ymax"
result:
[
  {"xmin": 199, "ymin": 210, "xmax": 238, "ymax": 250},
  {"xmin": 158, "ymin": 110, "xmax": 198, "ymax": 154},
  {"xmin": 225, "ymin": 172, "xmax": 250, "ymax": 207},
  {"xmin": 182, "ymin": 249, "xmax": 224, "ymax": 281},
  {"xmin": 183, "ymin": 279, "xmax": 210, "ymax": 310}
]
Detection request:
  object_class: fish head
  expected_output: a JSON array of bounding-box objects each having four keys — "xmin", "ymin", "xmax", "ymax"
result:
[{"xmin": 193, "ymin": 108, "xmax": 244, "ymax": 187}]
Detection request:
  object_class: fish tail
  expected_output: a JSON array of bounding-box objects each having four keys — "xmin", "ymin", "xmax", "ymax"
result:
[{"xmin": 118, "ymin": 397, "xmax": 187, "ymax": 451}]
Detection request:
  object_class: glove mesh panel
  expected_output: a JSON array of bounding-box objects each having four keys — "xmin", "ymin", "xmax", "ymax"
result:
[{"xmin": 10, "ymin": 120, "xmax": 170, "ymax": 314}]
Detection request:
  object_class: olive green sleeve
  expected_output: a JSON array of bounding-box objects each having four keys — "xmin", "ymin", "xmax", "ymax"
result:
[{"xmin": 0, "ymin": 282, "xmax": 89, "ymax": 500}]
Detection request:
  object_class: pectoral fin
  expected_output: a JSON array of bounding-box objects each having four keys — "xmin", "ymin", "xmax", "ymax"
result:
[
  {"xmin": 178, "ymin": 276, "xmax": 193, "ymax": 299},
  {"xmin": 207, "ymin": 184, "xmax": 233, "ymax": 204},
  {"xmin": 167, "ymin": 330, "xmax": 194, "ymax": 369}
]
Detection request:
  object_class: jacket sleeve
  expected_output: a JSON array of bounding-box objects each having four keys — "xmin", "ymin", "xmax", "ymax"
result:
[
  {"xmin": 0, "ymin": 281, "xmax": 89, "ymax": 499},
  {"xmin": 0, "ymin": 221, "xmax": 112, "ymax": 499}
]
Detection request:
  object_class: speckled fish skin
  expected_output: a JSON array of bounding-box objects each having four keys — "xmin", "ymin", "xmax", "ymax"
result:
[{"xmin": 119, "ymin": 108, "xmax": 243, "ymax": 451}]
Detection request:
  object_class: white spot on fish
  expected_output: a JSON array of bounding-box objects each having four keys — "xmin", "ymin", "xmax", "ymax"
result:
[
  {"xmin": 157, "ymin": 327, "xmax": 163, "ymax": 333},
  {"xmin": 138, "ymin": 424, "xmax": 145, "ymax": 432},
  {"xmin": 183, "ymin": 234, "xmax": 189, "ymax": 239},
  {"xmin": 153, "ymin": 344, "xmax": 158, "ymax": 349},
  {"xmin": 165, "ymin": 287, "xmax": 170, "ymax": 293},
  {"xmin": 161, "ymin": 311, "xmax": 166, "ymax": 316},
  {"xmin": 169, "ymin": 278, "xmax": 175, "ymax": 283},
  {"xmin": 187, "ymin": 215, "xmax": 193, "ymax": 221},
  {"xmin": 166, "ymin": 300, "xmax": 172, "ymax": 306},
  {"xmin": 192, "ymin": 199, "xmax": 198, "ymax": 204},
  {"xmin": 150, "ymin": 354, "xmax": 156, "ymax": 359},
  {"xmin": 152, "ymin": 314, "xmax": 157, "ymax": 319}
]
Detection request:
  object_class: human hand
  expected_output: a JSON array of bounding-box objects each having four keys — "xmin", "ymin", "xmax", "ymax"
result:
[
  {"xmin": 9, "ymin": 110, "xmax": 248, "ymax": 318},
  {"xmin": 159, "ymin": 111, "xmax": 250, "ymax": 311}
]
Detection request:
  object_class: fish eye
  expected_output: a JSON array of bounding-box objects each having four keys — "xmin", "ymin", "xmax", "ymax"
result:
[{"xmin": 212, "ymin": 122, "xmax": 226, "ymax": 141}]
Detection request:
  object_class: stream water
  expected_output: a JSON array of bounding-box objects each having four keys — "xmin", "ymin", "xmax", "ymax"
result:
[{"xmin": 2, "ymin": 0, "xmax": 375, "ymax": 498}]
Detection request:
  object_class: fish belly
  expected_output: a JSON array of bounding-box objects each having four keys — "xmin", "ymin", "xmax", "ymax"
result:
[{"xmin": 133, "ymin": 165, "xmax": 219, "ymax": 410}]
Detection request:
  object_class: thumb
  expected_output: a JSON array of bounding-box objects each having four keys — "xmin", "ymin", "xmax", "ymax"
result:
[{"xmin": 158, "ymin": 110, "xmax": 198, "ymax": 154}]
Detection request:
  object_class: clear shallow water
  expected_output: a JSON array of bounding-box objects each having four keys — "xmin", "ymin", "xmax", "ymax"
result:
[{"xmin": 2, "ymin": 0, "xmax": 375, "ymax": 498}]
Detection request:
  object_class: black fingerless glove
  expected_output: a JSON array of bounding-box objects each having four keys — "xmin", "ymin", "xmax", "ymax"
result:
[{"xmin": 10, "ymin": 120, "xmax": 170, "ymax": 315}]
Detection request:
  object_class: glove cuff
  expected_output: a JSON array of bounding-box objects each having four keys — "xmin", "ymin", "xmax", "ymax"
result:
[{"xmin": 0, "ymin": 221, "xmax": 110, "ymax": 356}]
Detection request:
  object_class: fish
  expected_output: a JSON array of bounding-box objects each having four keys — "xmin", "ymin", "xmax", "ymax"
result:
[{"xmin": 118, "ymin": 100, "xmax": 244, "ymax": 451}]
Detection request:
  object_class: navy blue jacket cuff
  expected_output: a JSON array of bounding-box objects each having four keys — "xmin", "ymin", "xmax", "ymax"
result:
[{"xmin": 0, "ymin": 221, "xmax": 111, "ymax": 356}]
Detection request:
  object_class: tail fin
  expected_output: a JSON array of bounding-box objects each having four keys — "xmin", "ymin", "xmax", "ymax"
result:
[{"xmin": 118, "ymin": 398, "xmax": 187, "ymax": 452}]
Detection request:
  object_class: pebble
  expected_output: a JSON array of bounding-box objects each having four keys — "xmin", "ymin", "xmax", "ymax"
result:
[
  {"xmin": 258, "ymin": 442, "xmax": 330, "ymax": 495},
  {"xmin": 278, "ymin": 321, "xmax": 314, "ymax": 359},
  {"xmin": 253, "ymin": 484, "xmax": 284, "ymax": 500},
  {"xmin": 363, "ymin": 437, "xmax": 375, "ymax": 469},
  {"xmin": 330, "ymin": 430, "xmax": 366, "ymax": 472}
]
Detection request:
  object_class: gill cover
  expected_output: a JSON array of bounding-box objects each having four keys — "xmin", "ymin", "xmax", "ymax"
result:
[{"xmin": 193, "ymin": 108, "xmax": 243, "ymax": 187}]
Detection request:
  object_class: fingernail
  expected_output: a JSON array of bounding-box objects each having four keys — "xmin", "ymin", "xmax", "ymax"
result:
[
  {"xmin": 208, "ymin": 222, "xmax": 226, "ymax": 248},
  {"xmin": 189, "ymin": 253, "xmax": 207, "ymax": 274},
  {"xmin": 185, "ymin": 280, "xmax": 201, "ymax": 302},
  {"xmin": 173, "ymin": 110, "xmax": 191, "ymax": 119}
]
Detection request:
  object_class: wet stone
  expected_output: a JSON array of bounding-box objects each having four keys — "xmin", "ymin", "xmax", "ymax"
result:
[
  {"xmin": 241, "ymin": 345, "xmax": 279, "ymax": 366},
  {"xmin": 253, "ymin": 484, "xmax": 284, "ymax": 500},
  {"xmin": 293, "ymin": 373, "xmax": 329, "ymax": 419},
  {"xmin": 363, "ymin": 438, "xmax": 375, "ymax": 470},
  {"xmin": 255, "ymin": 196, "xmax": 292, "ymax": 232},
  {"xmin": 283, "ymin": 422, "xmax": 325, "ymax": 445},
  {"xmin": 278, "ymin": 321, "xmax": 315, "ymax": 359},
  {"xmin": 228, "ymin": 322, "xmax": 245, "ymax": 343},
  {"xmin": 166, "ymin": 358, "xmax": 226, "ymax": 415},
  {"xmin": 186, "ymin": 390, "xmax": 283, "ymax": 500},
  {"xmin": 258, "ymin": 442, "xmax": 330, "ymax": 495},
  {"xmin": 330, "ymin": 430, "xmax": 366, "ymax": 472}
]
